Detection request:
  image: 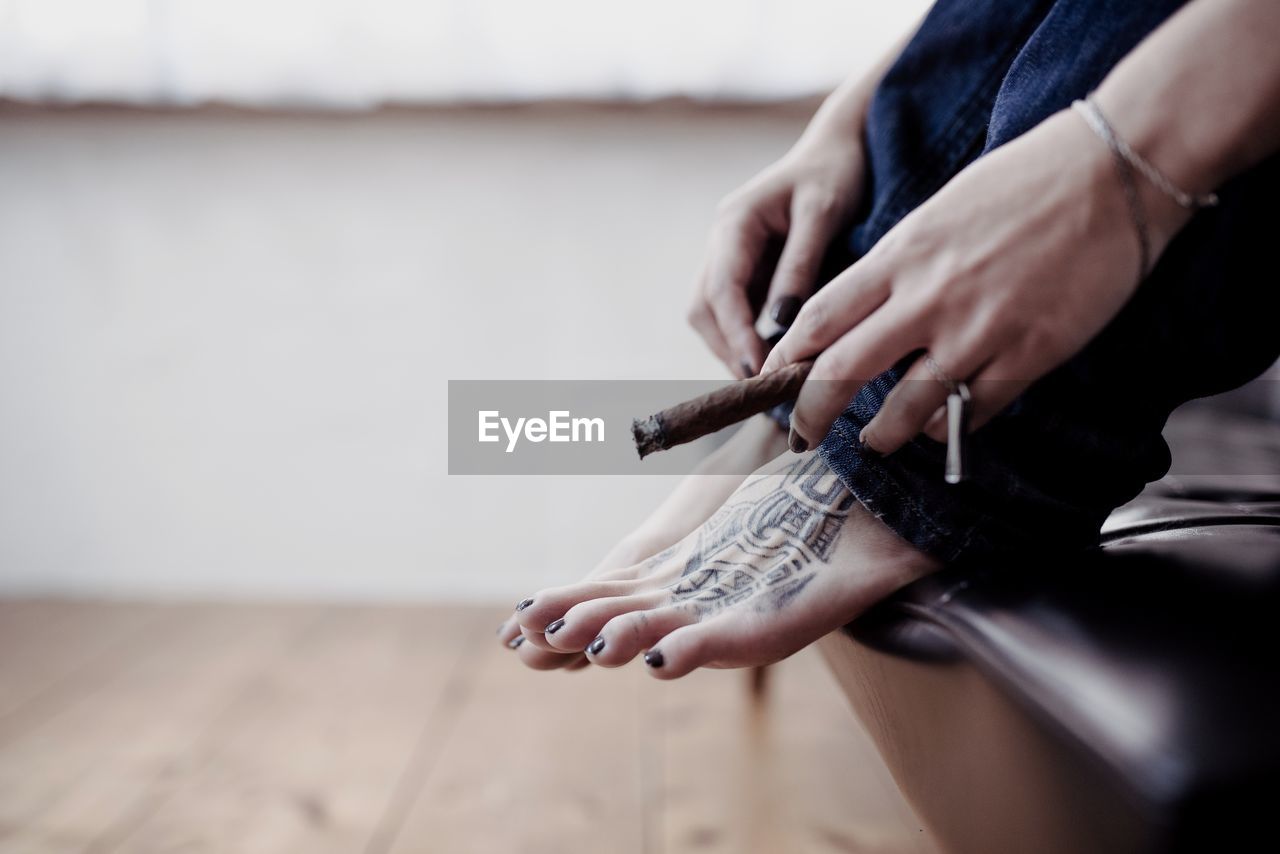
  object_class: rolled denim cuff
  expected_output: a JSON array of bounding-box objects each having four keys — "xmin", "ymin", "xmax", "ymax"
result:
[{"xmin": 817, "ymin": 374, "xmax": 1104, "ymax": 563}]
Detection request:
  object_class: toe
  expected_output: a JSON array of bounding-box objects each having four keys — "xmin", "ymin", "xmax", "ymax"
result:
[
  {"xmin": 546, "ymin": 590, "xmax": 670, "ymax": 651},
  {"xmin": 514, "ymin": 579, "xmax": 643, "ymax": 636},
  {"xmin": 588, "ymin": 604, "xmax": 700, "ymax": 668},
  {"xmin": 641, "ymin": 617, "xmax": 740, "ymax": 680},
  {"xmin": 588, "ymin": 563, "xmax": 644, "ymax": 583},
  {"xmin": 497, "ymin": 616, "xmax": 523, "ymax": 648},
  {"xmin": 518, "ymin": 624, "xmax": 561, "ymax": 651},
  {"xmin": 516, "ymin": 639, "xmax": 584, "ymax": 671}
]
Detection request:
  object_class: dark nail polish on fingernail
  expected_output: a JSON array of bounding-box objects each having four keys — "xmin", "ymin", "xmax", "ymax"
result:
[
  {"xmin": 508, "ymin": 636, "xmax": 525, "ymax": 649},
  {"xmin": 788, "ymin": 426, "xmax": 809, "ymax": 454},
  {"xmin": 516, "ymin": 598, "xmax": 534, "ymax": 611},
  {"xmin": 740, "ymin": 361, "xmax": 756, "ymax": 379},
  {"xmin": 644, "ymin": 650, "xmax": 664, "ymax": 668},
  {"xmin": 770, "ymin": 295, "xmax": 802, "ymax": 328},
  {"xmin": 587, "ymin": 637, "xmax": 606, "ymax": 655},
  {"xmin": 545, "ymin": 618, "xmax": 566, "ymax": 635},
  {"xmin": 858, "ymin": 429, "xmax": 880, "ymax": 456}
]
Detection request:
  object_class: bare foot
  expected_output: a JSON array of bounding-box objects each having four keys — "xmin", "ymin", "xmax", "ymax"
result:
[
  {"xmin": 512, "ymin": 450, "xmax": 940, "ymax": 679},
  {"xmin": 497, "ymin": 416, "xmax": 787, "ymax": 670}
]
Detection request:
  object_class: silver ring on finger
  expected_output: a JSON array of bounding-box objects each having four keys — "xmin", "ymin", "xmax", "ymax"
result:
[{"xmin": 923, "ymin": 354, "xmax": 971, "ymax": 485}]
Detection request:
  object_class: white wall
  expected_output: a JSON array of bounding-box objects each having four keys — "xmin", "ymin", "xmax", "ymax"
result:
[
  {"xmin": 0, "ymin": 1, "xmax": 928, "ymax": 106},
  {"xmin": 0, "ymin": 103, "xmax": 810, "ymax": 601}
]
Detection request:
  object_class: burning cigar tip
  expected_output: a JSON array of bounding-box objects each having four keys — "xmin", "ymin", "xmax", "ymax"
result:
[{"xmin": 632, "ymin": 414, "xmax": 667, "ymax": 459}]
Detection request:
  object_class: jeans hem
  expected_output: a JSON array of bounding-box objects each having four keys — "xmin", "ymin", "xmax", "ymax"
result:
[{"xmin": 818, "ymin": 415, "xmax": 981, "ymax": 564}]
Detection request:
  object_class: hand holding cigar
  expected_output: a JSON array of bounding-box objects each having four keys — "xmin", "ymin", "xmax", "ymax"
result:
[{"xmin": 632, "ymin": 361, "xmax": 813, "ymax": 459}]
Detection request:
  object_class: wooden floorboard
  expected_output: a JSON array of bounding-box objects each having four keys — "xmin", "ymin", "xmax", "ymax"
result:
[
  {"xmin": 386, "ymin": 618, "xmax": 649, "ymax": 854},
  {"xmin": 0, "ymin": 604, "xmax": 322, "ymax": 853},
  {"xmin": 0, "ymin": 601, "xmax": 935, "ymax": 854},
  {"xmin": 0, "ymin": 601, "xmax": 162, "ymax": 733},
  {"xmin": 96, "ymin": 606, "xmax": 483, "ymax": 854}
]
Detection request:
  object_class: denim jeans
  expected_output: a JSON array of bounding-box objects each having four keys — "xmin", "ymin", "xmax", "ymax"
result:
[{"xmin": 814, "ymin": 0, "xmax": 1280, "ymax": 561}]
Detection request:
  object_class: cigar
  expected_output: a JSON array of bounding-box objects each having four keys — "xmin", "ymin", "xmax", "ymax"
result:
[{"xmin": 632, "ymin": 361, "xmax": 814, "ymax": 459}]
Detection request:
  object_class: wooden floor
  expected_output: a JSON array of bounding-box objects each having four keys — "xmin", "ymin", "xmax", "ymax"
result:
[{"xmin": 0, "ymin": 601, "xmax": 937, "ymax": 854}]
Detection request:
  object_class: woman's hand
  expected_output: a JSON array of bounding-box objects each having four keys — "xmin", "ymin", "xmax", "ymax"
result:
[
  {"xmin": 688, "ymin": 129, "xmax": 867, "ymax": 378},
  {"xmin": 763, "ymin": 108, "xmax": 1191, "ymax": 453}
]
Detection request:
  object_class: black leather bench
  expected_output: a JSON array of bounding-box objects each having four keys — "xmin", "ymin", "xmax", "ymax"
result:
[{"xmin": 819, "ymin": 402, "xmax": 1280, "ymax": 853}]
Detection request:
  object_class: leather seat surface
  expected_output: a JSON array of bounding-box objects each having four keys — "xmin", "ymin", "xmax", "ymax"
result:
[{"xmin": 846, "ymin": 411, "xmax": 1280, "ymax": 828}]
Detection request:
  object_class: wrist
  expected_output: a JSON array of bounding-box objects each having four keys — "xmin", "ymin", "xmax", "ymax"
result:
[
  {"xmin": 1091, "ymin": 84, "xmax": 1226, "ymax": 209},
  {"xmin": 1056, "ymin": 107, "xmax": 1191, "ymax": 279},
  {"xmin": 1076, "ymin": 93, "xmax": 1198, "ymax": 257},
  {"xmin": 1132, "ymin": 159, "xmax": 1196, "ymax": 259},
  {"xmin": 798, "ymin": 79, "xmax": 873, "ymax": 152}
]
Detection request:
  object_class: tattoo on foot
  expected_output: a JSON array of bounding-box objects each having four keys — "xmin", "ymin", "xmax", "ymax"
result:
[{"xmin": 667, "ymin": 455, "xmax": 854, "ymax": 617}]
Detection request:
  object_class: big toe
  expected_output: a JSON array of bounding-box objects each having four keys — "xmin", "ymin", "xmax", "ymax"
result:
[
  {"xmin": 640, "ymin": 616, "xmax": 751, "ymax": 680},
  {"xmin": 641, "ymin": 607, "xmax": 828, "ymax": 680}
]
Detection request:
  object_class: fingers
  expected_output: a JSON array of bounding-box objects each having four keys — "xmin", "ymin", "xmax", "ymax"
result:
[
  {"xmin": 809, "ymin": 337, "xmax": 1030, "ymax": 452},
  {"xmin": 860, "ymin": 347, "xmax": 989, "ymax": 455},
  {"xmin": 761, "ymin": 253, "xmax": 891, "ymax": 375},
  {"xmin": 706, "ymin": 274, "xmax": 766, "ymax": 378},
  {"xmin": 761, "ymin": 194, "xmax": 839, "ymax": 334},
  {"xmin": 924, "ymin": 353, "xmax": 1034, "ymax": 441},
  {"xmin": 789, "ymin": 301, "xmax": 924, "ymax": 449},
  {"xmin": 701, "ymin": 214, "xmax": 771, "ymax": 377},
  {"xmin": 686, "ymin": 288, "xmax": 736, "ymax": 372},
  {"xmin": 922, "ymin": 405, "xmax": 948, "ymax": 443}
]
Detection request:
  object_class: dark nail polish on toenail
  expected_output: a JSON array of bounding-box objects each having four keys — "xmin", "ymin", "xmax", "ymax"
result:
[
  {"xmin": 770, "ymin": 295, "xmax": 802, "ymax": 328},
  {"xmin": 587, "ymin": 637, "xmax": 606, "ymax": 655},
  {"xmin": 644, "ymin": 650, "xmax": 664, "ymax": 668},
  {"xmin": 508, "ymin": 636, "xmax": 525, "ymax": 649},
  {"xmin": 516, "ymin": 598, "xmax": 534, "ymax": 611},
  {"xmin": 788, "ymin": 426, "xmax": 809, "ymax": 454},
  {"xmin": 545, "ymin": 618, "xmax": 566, "ymax": 635}
]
